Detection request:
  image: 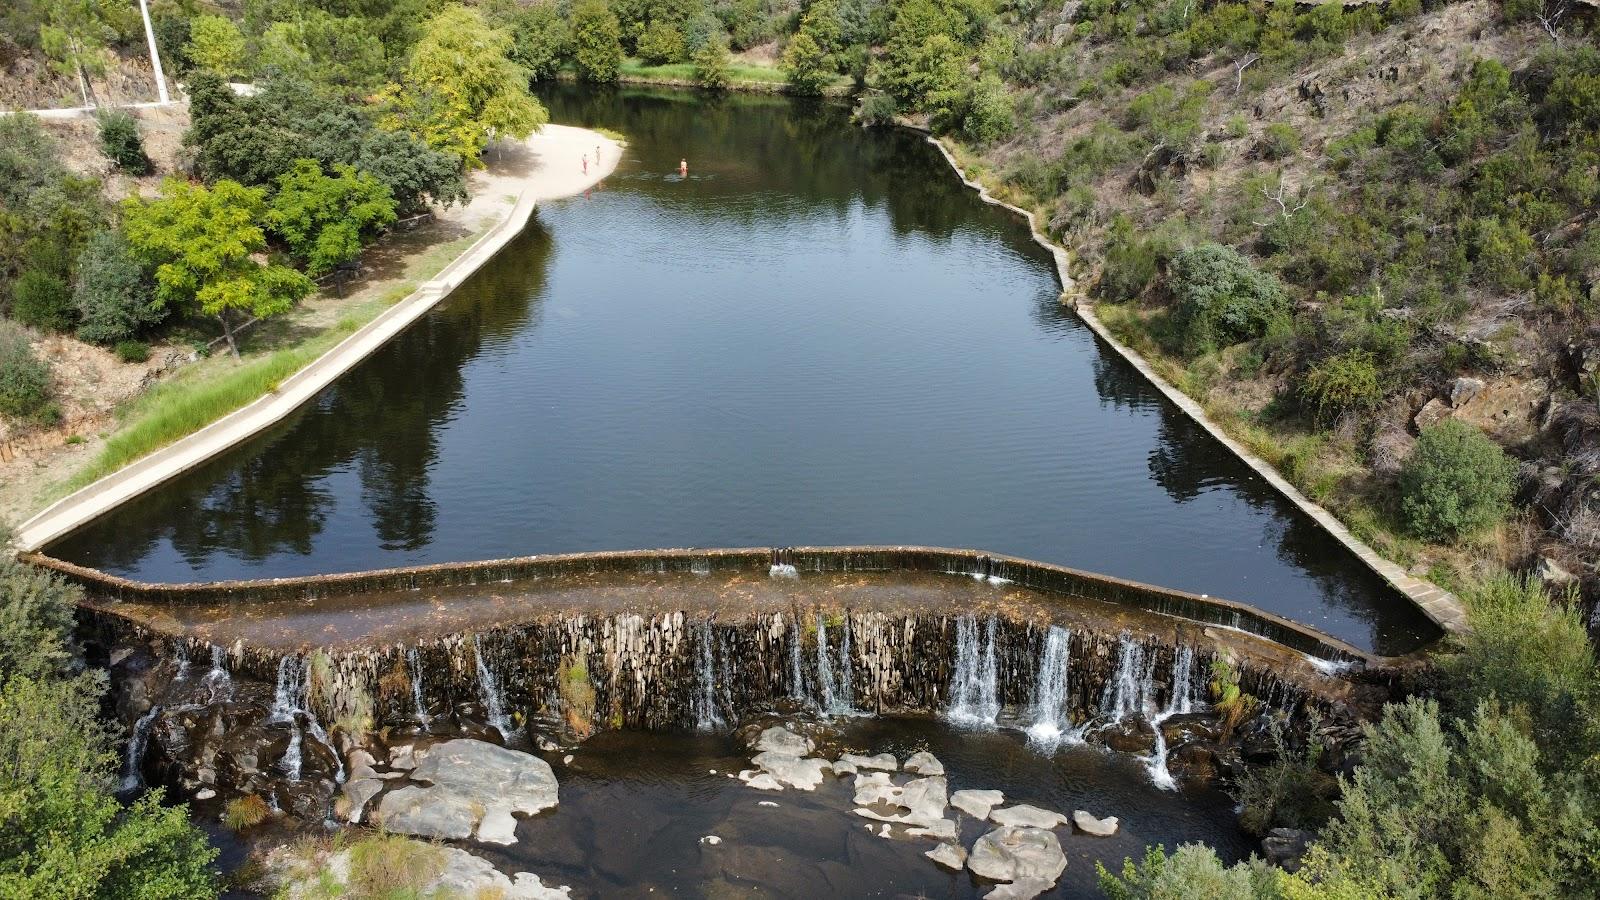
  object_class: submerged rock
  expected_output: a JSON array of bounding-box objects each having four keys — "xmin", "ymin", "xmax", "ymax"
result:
[
  {"xmin": 852, "ymin": 776, "xmax": 950, "ymax": 833},
  {"xmin": 373, "ymin": 739, "xmax": 558, "ymax": 845},
  {"xmin": 989, "ymin": 804, "xmax": 1068, "ymax": 829},
  {"xmin": 1071, "ymin": 810, "xmax": 1118, "ymax": 836},
  {"xmin": 738, "ymin": 770, "xmax": 784, "ymax": 791},
  {"xmin": 968, "ymin": 826, "xmax": 1067, "ymax": 887},
  {"xmin": 753, "ymin": 726, "xmax": 813, "ymax": 757},
  {"xmin": 985, "ymin": 877, "xmax": 1057, "ymax": 899},
  {"xmin": 951, "ymin": 788, "xmax": 1004, "ymax": 820}
]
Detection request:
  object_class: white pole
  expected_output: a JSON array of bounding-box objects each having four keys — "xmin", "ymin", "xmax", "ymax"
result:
[{"xmin": 136, "ymin": 0, "xmax": 170, "ymax": 104}]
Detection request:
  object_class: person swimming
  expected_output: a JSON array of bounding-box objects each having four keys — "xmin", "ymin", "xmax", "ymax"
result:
[{"xmin": 679, "ymin": 158, "xmax": 688, "ymax": 176}]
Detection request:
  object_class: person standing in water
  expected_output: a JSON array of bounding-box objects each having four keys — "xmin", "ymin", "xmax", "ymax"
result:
[
  {"xmin": 582, "ymin": 155, "xmax": 589, "ymax": 175},
  {"xmin": 679, "ymin": 158, "xmax": 688, "ymax": 176}
]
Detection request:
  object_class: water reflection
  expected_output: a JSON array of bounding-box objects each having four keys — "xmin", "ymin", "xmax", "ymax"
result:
[{"xmin": 48, "ymin": 87, "xmax": 1436, "ymax": 654}]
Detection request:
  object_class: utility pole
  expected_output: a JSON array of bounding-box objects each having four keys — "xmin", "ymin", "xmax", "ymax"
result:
[{"xmin": 136, "ymin": 0, "xmax": 170, "ymax": 104}]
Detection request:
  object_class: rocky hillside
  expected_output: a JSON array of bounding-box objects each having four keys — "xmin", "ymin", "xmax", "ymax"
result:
[{"xmin": 957, "ymin": 0, "xmax": 1599, "ymax": 614}]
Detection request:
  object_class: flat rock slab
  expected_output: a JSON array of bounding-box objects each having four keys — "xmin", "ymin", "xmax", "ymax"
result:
[
  {"xmin": 376, "ymin": 739, "xmax": 558, "ymax": 845},
  {"xmin": 926, "ymin": 843, "xmax": 967, "ymax": 870},
  {"xmin": 839, "ymin": 752, "xmax": 898, "ymax": 772},
  {"xmin": 753, "ymin": 727, "xmax": 813, "ymax": 756},
  {"xmin": 985, "ymin": 877, "xmax": 1057, "ymax": 899},
  {"xmin": 951, "ymin": 789, "xmax": 1005, "ymax": 820},
  {"xmin": 431, "ymin": 846, "xmax": 571, "ymax": 899},
  {"xmin": 968, "ymin": 826, "xmax": 1067, "ymax": 886},
  {"xmin": 853, "ymin": 776, "xmax": 950, "ymax": 833},
  {"xmin": 738, "ymin": 770, "xmax": 784, "ymax": 791},
  {"xmin": 990, "ymin": 804, "xmax": 1068, "ymax": 829},
  {"xmin": 750, "ymin": 751, "xmax": 828, "ymax": 791},
  {"xmin": 903, "ymin": 751, "xmax": 944, "ymax": 776},
  {"xmin": 1072, "ymin": 810, "xmax": 1119, "ymax": 836}
]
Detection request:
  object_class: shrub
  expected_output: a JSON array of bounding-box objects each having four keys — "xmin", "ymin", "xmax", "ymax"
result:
[
  {"xmin": 186, "ymin": 14, "xmax": 246, "ymax": 78},
  {"xmin": 855, "ymin": 92, "xmax": 899, "ymax": 126},
  {"xmin": 783, "ymin": 32, "xmax": 833, "ymax": 96},
  {"xmin": 572, "ymin": 0, "xmax": 623, "ymax": 83},
  {"xmin": 636, "ymin": 21, "xmax": 686, "ymax": 64},
  {"xmin": 1399, "ymin": 419, "xmax": 1516, "ymax": 541},
  {"xmin": 346, "ymin": 833, "xmax": 445, "ymax": 896},
  {"xmin": 1258, "ymin": 122, "xmax": 1300, "ymax": 160},
  {"xmin": 94, "ymin": 110, "xmax": 150, "ymax": 175},
  {"xmin": 0, "ymin": 323, "xmax": 53, "ymax": 423},
  {"xmin": 962, "ymin": 75, "xmax": 1015, "ymax": 145},
  {"xmin": 222, "ymin": 794, "xmax": 270, "ymax": 831},
  {"xmin": 114, "ymin": 340, "xmax": 150, "ymax": 363},
  {"xmin": 1234, "ymin": 714, "xmax": 1338, "ymax": 835},
  {"xmin": 1098, "ymin": 844, "xmax": 1283, "ymax": 899},
  {"xmin": 11, "ymin": 270, "xmax": 74, "ymax": 332},
  {"xmin": 1299, "ymin": 349, "xmax": 1381, "ymax": 423},
  {"xmin": 74, "ymin": 229, "xmax": 162, "ymax": 345},
  {"xmin": 692, "ymin": 39, "xmax": 730, "ymax": 90},
  {"xmin": 1167, "ymin": 243, "xmax": 1291, "ymax": 354}
]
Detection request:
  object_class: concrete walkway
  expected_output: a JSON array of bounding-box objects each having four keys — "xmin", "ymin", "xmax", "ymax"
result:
[
  {"xmin": 923, "ymin": 136, "xmax": 1469, "ymax": 637},
  {"xmin": 13, "ymin": 124, "xmax": 620, "ymax": 553}
]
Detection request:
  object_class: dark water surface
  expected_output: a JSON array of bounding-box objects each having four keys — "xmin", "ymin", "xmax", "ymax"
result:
[
  {"xmin": 49, "ymin": 87, "xmax": 1435, "ymax": 654},
  {"xmin": 481, "ymin": 719, "xmax": 1252, "ymax": 898}
]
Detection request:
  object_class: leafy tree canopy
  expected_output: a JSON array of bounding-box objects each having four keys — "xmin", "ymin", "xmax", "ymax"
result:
[
  {"xmin": 266, "ymin": 159, "xmax": 398, "ymax": 276},
  {"xmin": 380, "ymin": 5, "xmax": 547, "ymax": 166}
]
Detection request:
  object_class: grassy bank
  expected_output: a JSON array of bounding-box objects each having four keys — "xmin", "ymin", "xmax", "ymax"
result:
[
  {"xmin": 42, "ymin": 226, "xmax": 486, "ymax": 507},
  {"xmin": 607, "ymin": 58, "xmax": 853, "ymax": 94}
]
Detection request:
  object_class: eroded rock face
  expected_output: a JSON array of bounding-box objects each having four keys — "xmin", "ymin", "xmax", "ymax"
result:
[
  {"xmin": 374, "ymin": 739, "xmax": 557, "ymax": 845},
  {"xmin": 967, "ymin": 826, "xmax": 1067, "ymax": 886}
]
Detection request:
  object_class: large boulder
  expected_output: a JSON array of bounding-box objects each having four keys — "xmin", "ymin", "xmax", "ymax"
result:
[
  {"xmin": 989, "ymin": 804, "xmax": 1068, "ymax": 829},
  {"xmin": 374, "ymin": 739, "xmax": 558, "ymax": 845},
  {"xmin": 968, "ymin": 826, "xmax": 1066, "ymax": 888}
]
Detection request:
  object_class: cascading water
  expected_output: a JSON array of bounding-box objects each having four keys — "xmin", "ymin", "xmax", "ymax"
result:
[
  {"xmin": 120, "ymin": 705, "xmax": 161, "ymax": 793},
  {"xmin": 1025, "ymin": 626, "xmax": 1082, "ymax": 749},
  {"xmin": 769, "ymin": 563, "xmax": 799, "ymax": 579},
  {"xmin": 814, "ymin": 614, "xmax": 855, "ymax": 715},
  {"xmin": 1099, "ymin": 637, "xmax": 1154, "ymax": 722},
  {"xmin": 1143, "ymin": 644, "xmax": 1201, "ymax": 790},
  {"xmin": 472, "ymin": 634, "xmax": 514, "ymax": 738},
  {"xmin": 200, "ymin": 645, "xmax": 233, "ymax": 703},
  {"xmin": 407, "ymin": 647, "xmax": 431, "ymax": 731},
  {"xmin": 269, "ymin": 655, "xmax": 345, "ymax": 783},
  {"xmin": 787, "ymin": 616, "xmax": 806, "ymax": 702},
  {"xmin": 946, "ymin": 616, "xmax": 999, "ymax": 727},
  {"xmin": 693, "ymin": 622, "xmax": 725, "ymax": 730},
  {"xmin": 173, "ymin": 645, "xmax": 190, "ymax": 681}
]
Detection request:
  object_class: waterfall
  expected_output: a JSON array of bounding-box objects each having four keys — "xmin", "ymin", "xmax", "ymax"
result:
[
  {"xmin": 473, "ymin": 634, "xmax": 514, "ymax": 738},
  {"xmin": 173, "ymin": 645, "xmax": 190, "ymax": 681},
  {"xmin": 1143, "ymin": 645, "xmax": 1201, "ymax": 791},
  {"xmin": 407, "ymin": 647, "xmax": 431, "ymax": 731},
  {"xmin": 814, "ymin": 614, "xmax": 855, "ymax": 715},
  {"xmin": 1025, "ymin": 626, "xmax": 1082, "ymax": 749},
  {"xmin": 119, "ymin": 705, "xmax": 161, "ymax": 792},
  {"xmin": 946, "ymin": 616, "xmax": 999, "ymax": 727},
  {"xmin": 269, "ymin": 655, "xmax": 345, "ymax": 784},
  {"xmin": 787, "ymin": 616, "xmax": 806, "ymax": 702},
  {"xmin": 693, "ymin": 622, "xmax": 724, "ymax": 730},
  {"xmin": 200, "ymin": 645, "xmax": 233, "ymax": 703},
  {"xmin": 769, "ymin": 563, "xmax": 799, "ymax": 579},
  {"xmin": 1100, "ymin": 637, "xmax": 1154, "ymax": 722}
]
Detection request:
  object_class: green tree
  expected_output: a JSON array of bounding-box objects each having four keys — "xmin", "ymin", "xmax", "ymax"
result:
[
  {"xmin": 1167, "ymin": 243, "xmax": 1291, "ymax": 355},
  {"xmin": 507, "ymin": 1, "xmax": 572, "ymax": 81},
  {"xmin": 636, "ymin": 21, "xmax": 687, "ymax": 64},
  {"xmin": 783, "ymin": 32, "xmax": 833, "ymax": 95},
  {"xmin": 11, "ymin": 269, "xmax": 74, "ymax": 332},
  {"xmin": 1398, "ymin": 419, "xmax": 1517, "ymax": 541},
  {"xmin": 692, "ymin": 37, "xmax": 731, "ymax": 90},
  {"xmin": 1099, "ymin": 843, "xmax": 1285, "ymax": 899},
  {"xmin": 572, "ymin": 0, "xmax": 624, "ymax": 83},
  {"xmin": 40, "ymin": 0, "xmax": 114, "ymax": 107},
  {"xmin": 381, "ymin": 5, "xmax": 548, "ymax": 167},
  {"xmin": 257, "ymin": 11, "xmax": 389, "ymax": 97},
  {"xmin": 353, "ymin": 130, "xmax": 468, "ymax": 217},
  {"xmin": 266, "ymin": 159, "xmax": 397, "ymax": 277},
  {"xmin": 961, "ymin": 74, "xmax": 1014, "ymax": 144},
  {"xmin": 182, "ymin": 72, "xmax": 299, "ymax": 187},
  {"xmin": 185, "ymin": 13, "xmax": 247, "ymax": 78},
  {"xmin": 74, "ymin": 230, "xmax": 161, "ymax": 345},
  {"xmin": 121, "ymin": 178, "xmax": 314, "ymax": 358}
]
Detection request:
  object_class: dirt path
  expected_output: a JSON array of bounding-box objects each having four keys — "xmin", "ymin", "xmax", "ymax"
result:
[{"xmin": 5, "ymin": 124, "xmax": 619, "ymax": 543}]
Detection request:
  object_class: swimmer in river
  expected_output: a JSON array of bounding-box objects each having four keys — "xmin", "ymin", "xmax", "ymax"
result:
[{"xmin": 679, "ymin": 158, "xmax": 688, "ymax": 176}]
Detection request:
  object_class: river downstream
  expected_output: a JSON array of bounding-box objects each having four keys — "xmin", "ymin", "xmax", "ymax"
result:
[{"xmin": 48, "ymin": 87, "xmax": 1434, "ymax": 655}]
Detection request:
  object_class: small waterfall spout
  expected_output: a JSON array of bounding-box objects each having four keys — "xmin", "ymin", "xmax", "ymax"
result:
[
  {"xmin": 120, "ymin": 705, "xmax": 161, "ymax": 792},
  {"xmin": 1100, "ymin": 637, "xmax": 1154, "ymax": 723},
  {"xmin": 815, "ymin": 613, "xmax": 855, "ymax": 715},
  {"xmin": 407, "ymin": 647, "xmax": 431, "ymax": 731},
  {"xmin": 693, "ymin": 622, "xmax": 725, "ymax": 730},
  {"xmin": 1144, "ymin": 645, "xmax": 1200, "ymax": 790},
  {"xmin": 769, "ymin": 547, "xmax": 799, "ymax": 578},
  {"xmin": 787, "ymin": 615, "xmax": 806, "ymax": 702},
  {"xmin": 473, "ymin": 635, "xmax": 514, "ymax": 738},
  {"xmin": 173, "ymin": 645, "xmax": 190, "ymax": 681},
  {"xmin": 1025, "ymin": 626, "xmax": 1082, "ymax": 749},
  {"xmin": 270, "ymin": 655, "xmax": 344, "ymax": 783},
  {"xmin": 201, "ymin": 645, "xmax": 233, "ymax": 703},
  {"xmin": 946, "ymin": 616, "xmax": 999, "ymax": 727}
]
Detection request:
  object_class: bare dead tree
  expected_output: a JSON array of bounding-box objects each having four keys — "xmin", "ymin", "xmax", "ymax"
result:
[
  {"xmin": 1233, "ymin": 53, "xmax": 1261, "ymax": 95},
  {"xmin": 1536, "ymin": 0, "xmax": 1571, "ymax": 46},
  {"xmin": 1253, "ymin": 180, "xmax": 1311, "ymax": 227}
]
